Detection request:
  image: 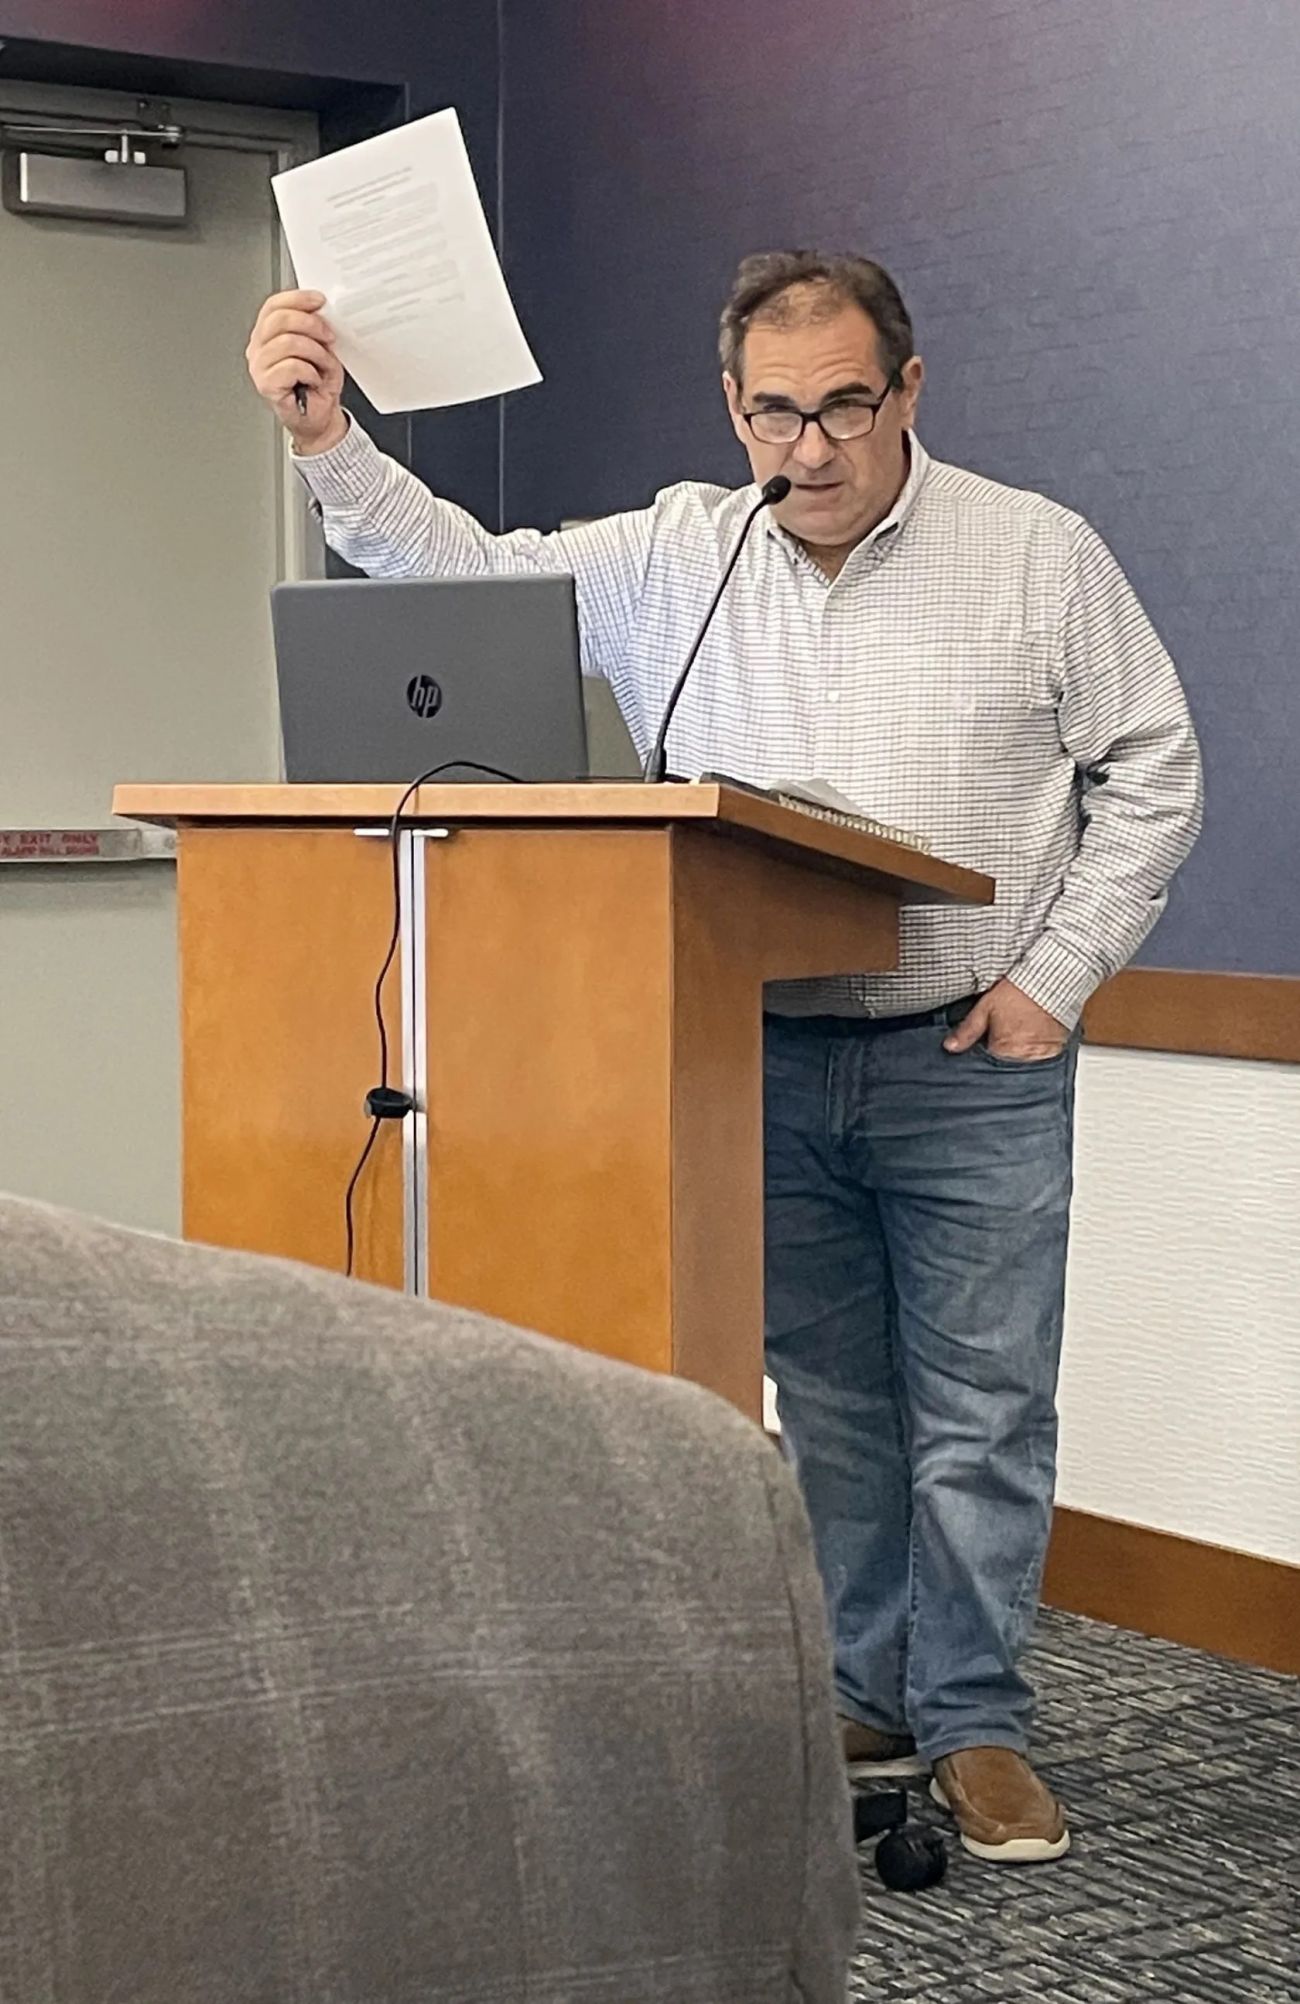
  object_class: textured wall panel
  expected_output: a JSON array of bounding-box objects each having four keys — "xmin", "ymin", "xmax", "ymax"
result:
[{"xmin": 1060, "ymin": 1047, "xmax": 1300, "ymax": 1563}]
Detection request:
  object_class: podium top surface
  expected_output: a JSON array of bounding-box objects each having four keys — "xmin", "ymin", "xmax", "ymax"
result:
[{"xmin": 112, "ymin": 781, "xmax": 993, "ymax": 908}]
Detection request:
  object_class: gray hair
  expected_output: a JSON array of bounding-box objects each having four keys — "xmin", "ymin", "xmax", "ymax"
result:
[{"xmin": 718, "ymin": 250, "xmax": 914, "ymax": 386}]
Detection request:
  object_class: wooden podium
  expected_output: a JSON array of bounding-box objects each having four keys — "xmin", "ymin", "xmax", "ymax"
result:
[{"xmin": 115, "ymin": 782, "xmax": 992, "ymax": 1419}]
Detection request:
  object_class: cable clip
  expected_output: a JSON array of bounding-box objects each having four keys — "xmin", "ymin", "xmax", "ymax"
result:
[{"xmin": 365, "ymin": 1086, "xmax": 414, "ymax": 1120}]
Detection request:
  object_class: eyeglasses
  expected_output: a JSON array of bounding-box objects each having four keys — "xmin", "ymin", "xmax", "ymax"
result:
[{"xmin": 741, "ymin": 382, "xmax": 897, "ymax": 446}]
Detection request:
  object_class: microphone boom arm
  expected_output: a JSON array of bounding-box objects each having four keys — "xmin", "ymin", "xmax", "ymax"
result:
[{"xmin": 640, "ymin": 474, "xmax": 791, "ymax": 783}]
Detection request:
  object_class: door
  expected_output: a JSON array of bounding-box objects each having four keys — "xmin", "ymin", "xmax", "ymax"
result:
[{"xmin": 0, "ymin": 81, "xmax": 318, "ymax": 1230}]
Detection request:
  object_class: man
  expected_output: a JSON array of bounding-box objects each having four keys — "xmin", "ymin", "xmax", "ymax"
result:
[
  {"xmin": 246, "ymin": 251, "xmax": 1202, "ymax": 1863},
  {"xmin": 0, "ymin": 1195, "xmax": 857, "ymax": 2002}
]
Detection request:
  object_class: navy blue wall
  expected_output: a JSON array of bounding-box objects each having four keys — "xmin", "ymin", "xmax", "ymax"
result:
[
  {"xmin": 502, "ymin": 0, "xmax": 1300, "ymax": 977},
  {"xmin": 0, "ymin": 0, "xmax": 503, "ymax": 525}
]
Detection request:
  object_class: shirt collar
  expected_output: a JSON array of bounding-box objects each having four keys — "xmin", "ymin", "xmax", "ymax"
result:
[{"xmin": 763, "ymin": 430, "xmax": 931, "ymax": 563}]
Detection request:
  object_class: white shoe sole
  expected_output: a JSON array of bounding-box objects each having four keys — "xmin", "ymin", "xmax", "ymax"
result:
[
  {"xmin": 929, "ymin": 1777, "xmax": 1072, "ymax": 1863},
  {"xmin": 847, "ymin": 1753, "xmax": 930, "ymax": 1780}
]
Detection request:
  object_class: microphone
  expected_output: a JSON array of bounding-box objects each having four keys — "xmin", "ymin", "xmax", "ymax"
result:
[{"xmin": 641, "ymin": 474, "xmax": 791, "ymax": 783}]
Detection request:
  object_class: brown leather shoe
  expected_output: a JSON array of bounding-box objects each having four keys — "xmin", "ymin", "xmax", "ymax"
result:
[
  {"xmin": 931, "ymin": 1748, "xmax": 1070, "ymax": 1862},
  {"xmin": 839, "ymin": 1717, "xmax": 927, "ymax": 1778}
]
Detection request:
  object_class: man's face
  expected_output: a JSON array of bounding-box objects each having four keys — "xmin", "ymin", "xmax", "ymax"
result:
[{"xmin": 724, "ymin": 295, "xmax": 923, "ymax": 555}]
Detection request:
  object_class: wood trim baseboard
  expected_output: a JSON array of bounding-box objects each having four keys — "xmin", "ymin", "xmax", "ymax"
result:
[
  {"xmin": 760, "ymin": 1439, "xmax": 1300, "ymax": 1673},
  {"xmin": 1043, "ymin": 1507, "xmax": 1300, "ymax": 1675},
  {"xmin": 1084, "ymin": 968, "xmax": 1300, "ymax": 1063}
]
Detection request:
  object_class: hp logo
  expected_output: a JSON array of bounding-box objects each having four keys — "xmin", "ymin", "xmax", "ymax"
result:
[{"xmin": 406, "ymin": 674, "xmax": 443, "ymax": 719}]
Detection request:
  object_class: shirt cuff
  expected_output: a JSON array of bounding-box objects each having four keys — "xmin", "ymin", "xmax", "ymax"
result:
[
  {"xmin": 289, "ymin": 414, "xmax": 382, "ymax": 506},
  {"xmin": 1004, "ymin": 934, "xmax": 1099, "ymax": 1031}
]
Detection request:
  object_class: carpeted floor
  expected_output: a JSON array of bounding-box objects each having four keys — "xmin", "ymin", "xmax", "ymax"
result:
[{"xmin": 848, "ymin": 1609, "xmax": 1300, "ymax": 2002}]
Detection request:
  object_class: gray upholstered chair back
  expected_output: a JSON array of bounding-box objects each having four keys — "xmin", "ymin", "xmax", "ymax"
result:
[{"xmin": 0, "ymin": 1199, "xmax": 856, "ymax": 2002}]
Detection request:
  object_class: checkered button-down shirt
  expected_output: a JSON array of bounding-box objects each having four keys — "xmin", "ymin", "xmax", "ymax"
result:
[{"xmin": 296, "ymin": 423, "xmax": 1203, "ymax": 1028}]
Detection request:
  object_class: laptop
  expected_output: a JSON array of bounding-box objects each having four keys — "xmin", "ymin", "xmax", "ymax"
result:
[{"xmin": 271, "ymin": 574, "xmax": 589, "ymax": 784}]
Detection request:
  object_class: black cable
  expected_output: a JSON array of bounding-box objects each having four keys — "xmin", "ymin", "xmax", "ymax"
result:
[
  {"xmin": 343, "ymin": 1116, "xmax": 383, "ymax": 1279},
  {"xmin": 342, "ymin": 760, "xmax": 522, "ymax": 1276}
]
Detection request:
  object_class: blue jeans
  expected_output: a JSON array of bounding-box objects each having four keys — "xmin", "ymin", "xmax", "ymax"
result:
[{"xmin": 763, "ymin": 1010, "xmax": 1078, "ymax": 1762}]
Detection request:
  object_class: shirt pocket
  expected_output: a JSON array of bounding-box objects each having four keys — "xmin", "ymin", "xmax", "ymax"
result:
[{"xmin": 936, "ymin": 617, "xmax": 1056, "ymax": 715}]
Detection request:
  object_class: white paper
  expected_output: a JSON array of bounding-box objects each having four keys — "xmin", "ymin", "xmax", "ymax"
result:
[
  {"xmin": 272, "ymin": 109, "xmax": 541, "ymax": 415},
  {"xmin": 773, "ymin": 777, "xmax": 875, "ymax": 817},
  {"xmin": 772, "ymin": 777, "xmax": 932, "ymax": 853}
]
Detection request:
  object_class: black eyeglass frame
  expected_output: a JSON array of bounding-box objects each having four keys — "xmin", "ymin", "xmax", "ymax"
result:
[{"xmin": 740, "ymin": 376, "xmax": 901, "ymax": 445}]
